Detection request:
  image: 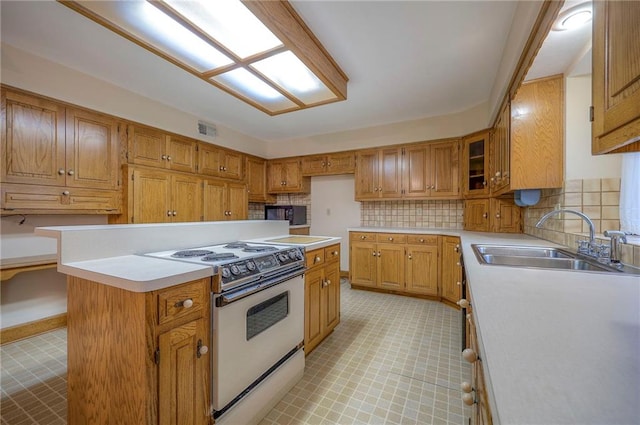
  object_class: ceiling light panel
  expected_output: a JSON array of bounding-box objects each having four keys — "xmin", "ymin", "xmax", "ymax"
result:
[
  {"xmin": 163, "ymin": 0, "xmax": 283, "ymax": 59},
  {"xmin": 62, "ymin": 0, "xmax": 348, "ymax": 115},
  {"xmin": 251, "ymin": 51, "xmax": 337, "ymax": 104}
]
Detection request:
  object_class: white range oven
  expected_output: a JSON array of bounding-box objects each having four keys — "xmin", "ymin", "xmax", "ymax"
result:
[{"xmin": 145, "ymin": 241, "xmax": 306, "ymax": 423}]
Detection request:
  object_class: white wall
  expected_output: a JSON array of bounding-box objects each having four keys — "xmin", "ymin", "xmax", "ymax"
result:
[
  {"xmin": 309, "ymin": 175, "xmax": 360, "ymax": 271},
  {"xmin": 565, "ymin": 75, "xmax": 622, "ymax": 180}
]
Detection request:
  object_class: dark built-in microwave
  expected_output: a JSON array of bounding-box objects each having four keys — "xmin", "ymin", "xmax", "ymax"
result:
[{"xmin": 264, "ymin": 205, "xmax": 307, "ymax": 225}]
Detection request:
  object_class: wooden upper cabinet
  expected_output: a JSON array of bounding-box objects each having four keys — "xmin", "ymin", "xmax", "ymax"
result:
[
  {"xmin": 65, "ymin": 107, "xmax": 119, "ymax": 190},
  {"xmin": 462, "ymin": 131, "xmax": 490, "ymax": 198},
  {"xmin": 267, "ymin": 158, "xmax": 310, "ymax": 193},
  {"xmin": 402, "ymin": 144, "xmax": 430, "ymax": 198},
  {"xmin": 203, "ymin": 179, "xmax": 247, "ymax": 221},
  {"xmin": 128, "ymin": 125, "xmax": 197, "ymax": 173},
  {"xmin": 355, "ymin": 147, "xmax": 402, "ymax": 200},
  {"xmin": 510, "ymin": 75, "xmax": 564, "ymax": 190},
  {"xmin": 246, "ymin": 156, "xmax": 275, "ymax": 203},
  {"xmin": 198, "ymin": 143, "xmax": 244, "ymax": 180},
  {"xmin": 592, "ymin": 1, "xmax": 640, "ymax": 154},
  {"xmin": 1, "ymin": 90, "xmax": 66, "ymax": 186},
  {"xmin": 463, "ymin": 199, "xmax": 490, "ymax": 232},
  {"xmin": 463, "ymin": 197, "xmax": 521, "ymax": 233},
  {"xmin": 430, "ymin": 141, "xmax": 459, "ymax": 198},
  {"xmin": 301, "ymin": 151, "xmax": 356, "ymax": 176},
  {"xmin": 490, "ymin": 101, "xmax": 510, "ymax": 194}
]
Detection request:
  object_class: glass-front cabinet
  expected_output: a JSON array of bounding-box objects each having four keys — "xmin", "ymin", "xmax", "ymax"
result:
[{"xmin": 462, "ymin": 130, "xmax": 490, "ymax": 198}]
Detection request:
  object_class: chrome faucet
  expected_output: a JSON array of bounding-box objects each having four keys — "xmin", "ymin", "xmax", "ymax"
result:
[
  {"xmin": 535, "ymin": 209, "xmax": 601, "ymax": 256},
  {"xmin": 603, "ymin": 230, "xmax": 627, "ymax": 263}
]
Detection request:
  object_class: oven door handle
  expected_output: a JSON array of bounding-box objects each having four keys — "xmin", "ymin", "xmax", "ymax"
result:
[{"xmin": 216, "ymin": 270, "xmax": 304, "ymax": 307}]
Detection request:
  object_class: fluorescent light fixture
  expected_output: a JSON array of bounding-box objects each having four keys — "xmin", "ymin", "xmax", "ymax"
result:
[
  {"xmin": 60, "ymin": 0, "xmax": 348, "ymax": 115},
  {"xmin": 553, "ymin": 2, "xmax": 592, "ymax": 31}
]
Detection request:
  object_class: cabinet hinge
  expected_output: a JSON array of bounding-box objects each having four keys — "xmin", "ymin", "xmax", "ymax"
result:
[
  {"xmin": 589, "ymin": 106, "xmax": 594, "ymax": 122},
  {"xmin": 131, "ymin": 173, "xmax": 134, "ymax": 181},
  {"xmin": 195, "ymin": 145, "xmax": 199, "ymax": 151},
  {"xmin": 154, "ymin": 348, "xmax": 160, "ymax": 365},
  {"xmin": 196, "ymin": 164, "xmax": 199, "ymax": 172},
  {"xmin": 125, "ymin": 151, "xmax": 129, "ymax": 160}
]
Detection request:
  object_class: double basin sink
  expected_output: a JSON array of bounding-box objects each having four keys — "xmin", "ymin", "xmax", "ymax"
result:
[{"xmin": 472, "ymin": 244, "xmax": 640, "ymax": 274}]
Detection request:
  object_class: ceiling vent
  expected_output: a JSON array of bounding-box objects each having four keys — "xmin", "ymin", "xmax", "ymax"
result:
[{"xmin": 198, "ymin": 121, "xmax": 217, "ymax": 139}]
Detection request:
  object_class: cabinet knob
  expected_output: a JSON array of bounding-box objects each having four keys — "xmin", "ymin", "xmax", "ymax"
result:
[
  {"xmin": 58, "ymin": 168, "xmax": 65, "ymax": 175},
  {"xmin": 454, "ymin": 244, "xmax": 460, "ymax": 253},
  {"xmin": 466, "ymin": 313, "xmax": 472, "ymax": 322},
  {"xmin": 167, "ymin": 210, "xmax": 172, "ymax": 217},
  {"xmin": 431, "ymin": 185, "xmax": 435, "ymax": 189},
  {"xmin": 219, "ymin": 166, "xmax": 224, "ymax": 171},
  {"xmin": 482, "ymin": 181, "xmax": 487, "ymax": 186},
  {"xmin": 314, "ymin": 255, "xmax": 321, "ymax": 263},
  {"xmin": 166, "ymin": 155, "xmax": 172, "ymax": 161},
  {"xmin": 62, "ymin": 190, "xmax": 70, "ymax": 196},
  {"xmin": 67, "ymin": 169, "xmax": 75, "ymax": 176},
  {"xmin": 197, "ymin": 339, "xmax": 208, "ymax": 358},
  {"xmin": 495, "ymin": 213, "xmax": 501, "ymax": 219},
  {"xmin": 173, "ymin": 211, "xmax": 177, "ymax": 216},
  {"xmin": 419, "ymin": 238, "xmax": 424, "ymax": 243},
  {"xmin": 372, "ymin": 251, "xmax": 377, "ymax": 256},
  {"xmin": 457, "ymin": 299, "xmax": 470, "ymax": 309},
  {"xmin": 462, "ymin": 348, "xmax": 478, "ymax": 363},
  {"xmin": 482, "ymin": 212, "xmax": 488, "ymax": 219},
  {"xmin": 361, "ymin": 235, "xmax": 366, "ymax": 240},
  {"xmin": 333, "ymin": 250, "xmax": 338, "ymax": 256},
  {"xmin": 408, "ymin": 254, "xmax": 413, "ymax": 260},
  {"xmin": 456, "ymin": 281, "xmax": 461, "ymax": 286},
  {"xmin": 162, "ymin": 155, "xmax": 167, "ymax": 160},
  {"xmin": 374, "ymin": 187, "xmax": 379, "ymax": 192},
  {"xmin": 321, "ymin": 162, "xmax": 326, "ymax": 167},
  {"xmin": 326, "ymin": 279, "xmax": 331, "ymax": 286},
  {"xmin": 462, "ymin": 393, "xmax": 476, "ymax": 406},
  {"xmin": 327, "ymin": 162, "xmax": 331, "ymax": 166},
  {"xmin": 461, "ymin": 382, "xmax": 473, "ymax": 393},
  {"xmin": 388, "ymin": 237, "xmax": 394, "ymax": 241},
  {"xmin": 495, "ymin": 171, "xmax": 501, "ymax": 177},
  {"xmin": 175, "ymin": 298, "xmax": 193, "ymax": 308}
]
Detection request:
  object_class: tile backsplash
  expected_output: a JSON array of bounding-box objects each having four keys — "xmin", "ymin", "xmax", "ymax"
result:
[
  {"xmin": 360, "ymin": 200, "xmax": 464, "ymax": 229},
  {"xmin": 524, "ymin": 178, "xmax": 640, "ymax": 267}
]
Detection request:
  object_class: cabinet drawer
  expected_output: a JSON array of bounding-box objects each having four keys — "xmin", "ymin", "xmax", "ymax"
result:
[
  {"xmin": 156, "ymin": 280, "xmax": 206, "ymax": 326},
  {"xmin": 406, "ymin": 234, "xmax": 438, "ymax": 245},
  {"xmin": 376, "ymin": 233, "xmax": 406, "ymax": 244},
  {"xmin": 324, "ymin": 245, "xmax": 340, "ymax": 262},
  {"xmin": 306, "ymin": 248, "xmax": 325, "ymax": 268},
  {"xmin": 350, "ymin": 232, "xmax": 376, "ymax": 242},
  {"xmin": 1, "ymin": 183, "xmax": 121, "ymax": 213}
]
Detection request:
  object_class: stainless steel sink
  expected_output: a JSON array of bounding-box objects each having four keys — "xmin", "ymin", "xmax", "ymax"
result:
[
  {"xmin": 473, "ymin": 245, "xmax": 574, "ymax": 259},
  {"xmin": 471, "ymin": 244, "xmax": 640, "ymax": 274}
]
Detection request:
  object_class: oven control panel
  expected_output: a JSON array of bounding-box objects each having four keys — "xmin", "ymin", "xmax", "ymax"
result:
[
  {"xmin": 217, "ymin": 247, "xmax": 305, "ymax": 288},
  {"xmin": 219, "ymin": 259, "xmax": 260, "ymax": 285}
]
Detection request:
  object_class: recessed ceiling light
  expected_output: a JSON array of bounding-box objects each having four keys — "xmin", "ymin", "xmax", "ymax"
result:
[{"xmin": 553, "ymin": 2, "xmax": 592, "ymax": 31}]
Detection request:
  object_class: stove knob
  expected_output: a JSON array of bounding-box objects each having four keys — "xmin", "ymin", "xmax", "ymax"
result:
[
  {"xmin": 221, "ymin": 267, "xmax": 231, "ymax": 278},
  {"xmin": 247, "ymin": 261, "xmax": 256, "ymax": 271},
  {"xmin": 230, "ymin": 265, "xmax": 240, "ymax": 275},
  {"xmin": 289, "ymin": 250, "xmax": 297, "ymax": 260},
  {"xmin": 278, "ymin": 253, "xmax": 288, "ymax": 262}
]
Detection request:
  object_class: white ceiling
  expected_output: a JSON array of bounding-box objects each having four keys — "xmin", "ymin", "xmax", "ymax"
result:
[{"xmin": 0, "ymin": 1, "xmax": 591, "ymax": 143}]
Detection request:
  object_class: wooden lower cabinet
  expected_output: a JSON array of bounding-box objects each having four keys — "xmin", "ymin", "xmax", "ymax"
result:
[
  {"xmin": 304, "ymin": 244, "xmax": 340, "ymax": 354},
  {"xmin": 349, "ymin": 232, "xmax": 441, "ymax": 299},
  {"xmin": 440, "ymin": 236, "xmax": 462, "ymax": 305},
  {"xmin": 466, "ymin": 292, "xmax": 493, "ymax": 425},
  {"xmin": 66, "ymin": 276, "xmax": 210, "ymax": 425}
]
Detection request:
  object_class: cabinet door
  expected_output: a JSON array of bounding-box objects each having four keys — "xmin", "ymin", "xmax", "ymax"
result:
[
  {"xmin": 405, "ymin": 245, "xmax": 438, "ymax": 296},
  {"xmin": 326, "ymin": 152, "xmax": 355, "ymax": 174},
  {"xmin": 349, "ymin": 242, "xmax": 377, "ymax": 287},
  {"xmin": 132, "ymin": 168, "xmax": 171, "ymax": 223},
  {"xmin": 464, "ymin": 199, "xmax": 490, "ymax": 232},
  {"xmin": 282, "ymin": 159, "xmax": 302, "ymax": 190},
  {"xmin": 1, "ymin": 90, "xmax": 66, "ymax": 186},
  {"xmin": 490, "ymin": 102, "xmax": 510, "ymax": 194},
  {"xmin": 202, "ymin": 179, "xmax": 226, "ymax": 221},
  {"xmin": 198, "ymin": 143, "xmax": 222, "ymax": 177},
  {"xmin": 354, "ymin": 150, "xmax": 379, "ymax": 200},
  {"xmin": 490, "ymin": 198, "xmax": 521, "ymax": 233},
  {"xmin": 167, "ymin": 136, "xmax": 197, "ymax": 173},
  {"xmin": 592, "ymin": 1, "xmax": 640, "ymax": 154},
  {"xmin": 323, "ymin": 260, "xmax": 340, "ymax": 332},
  {"xmin": 379, "ymin": 148, "xmax": 402, "ymax": 199},
  {"xmin": 226, "ymin": 183, "xmax": 248, "ymax": 220},
  {"xmin": 158, "ymin": 318, "xmax": 209, "ymax": 425},
  {"xmin": 171, "ymin": 174, "xmax": 201, "ymax": 222},
  {"xmin": 440, "ymin": 236, "xmax": 462, "ymax": 304},
  {"xmin": 128, "ymin": 125, "xmax": 167, "ymax": 169},
  {"xmin": 305, "ymin": 267, "xmax": 324, "ymax": 354},
  {"xmin": 246, "ymin": 156, "xmax": 274, "ymax": 202},
  {"xmin": 402, "ymin": 144, "xmax": 430, "ymax": 198},
  {"xmin": 431, "ymin": 141, "xmax": 459, "ymax": 198},
  {"xmin": 462, "ymin": 132, "xmax": 490, "ymax": 198},
  {"xmin": 377, "ymin": 244, "xmax": 404, "ymax": 290},
  {"xmin": 66, "ymin": 108, "xmax": 119, "ymax": 190},
  {"xmin": 301, "ymin": 155, "xmax": 327, "ymax": 176},
  {"xmin": 266, "ymin": 161, "xmax": 284, "ymax": 192},
  {"xmin": 220, "ymin": 150, "xmax": 244, "ymax": 180}
]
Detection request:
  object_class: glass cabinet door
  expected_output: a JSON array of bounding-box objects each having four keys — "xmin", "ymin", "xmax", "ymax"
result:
[{"xmin": 463, "ymin": 131, "xmax": 490, "ymax": 197}]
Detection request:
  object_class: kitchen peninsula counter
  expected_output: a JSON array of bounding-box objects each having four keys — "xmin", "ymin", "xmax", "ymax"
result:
[{"xmin": 349, "ymin": 227, "xmax": 640, "ymax": 424}]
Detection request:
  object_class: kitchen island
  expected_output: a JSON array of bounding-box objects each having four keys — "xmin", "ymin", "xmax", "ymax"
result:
[
  {"xmin": 35, "ymin": 220, "xmax": 341, "ymax": 425},
  {"xmin": 349, "ymin": 227, "xmax": 640, "ymax": 424}
]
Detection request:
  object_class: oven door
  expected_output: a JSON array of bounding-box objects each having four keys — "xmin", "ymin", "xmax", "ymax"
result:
[{"xmin": 212, "ymin": 273, "xmax": 304, "ymax": 412}]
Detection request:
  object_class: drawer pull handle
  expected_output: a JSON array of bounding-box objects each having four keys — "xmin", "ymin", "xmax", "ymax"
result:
[
  {"xmin": 175, "ymin": 298, "xmax": 194, "ymax": 308},
  {"xmin": 388, "ymin": 237, "xmax": 394, "ymax": 241},
  {"xmin": 419, "ymin": 238, "xmax": 425, "ymax": 243},
  {"xmin": 62, "ymin": 190, "xmax": 70, "ymax": 196},
  {"xmin": 333, "ymin": 250, "xmax": 338, "ymax": 256},
  {"xmin": 461, "ymin": 382, "xmax": 473, "ymax": 393},
  {"xmin": 462, "ymin": 393, "xmax": 475, "ymax": 406},
  {"xmin": 361, "ymin": 235, "xmax": 366, "ymax": 240},
  {"xmin": 314, "ymin": 255, "xmax": 321, "ymax": 263}
]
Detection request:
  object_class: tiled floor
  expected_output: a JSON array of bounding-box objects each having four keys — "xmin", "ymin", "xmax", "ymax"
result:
[{"xmin": 1, "ymin": 280, "xmax": 470, "ymax": 424}]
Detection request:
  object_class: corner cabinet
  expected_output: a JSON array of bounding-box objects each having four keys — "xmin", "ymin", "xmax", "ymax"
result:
[
  {"xmin": 304, "ymin": 244, "xmax": 341, "ymax": 355},
  {"xmin": 66, "ymin": 276, "xmax": 211, "ymax": 425},
  {"xmin": 1, "ymin": 88, "xmax": 122, "ymax": 214},
  {"xmin": 592, "ymin": 1, "xmax": 640, "ymax": 154},
  {"xmin": 267, "ymin": 158, "xmax": 310, "ymax": 194}
]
